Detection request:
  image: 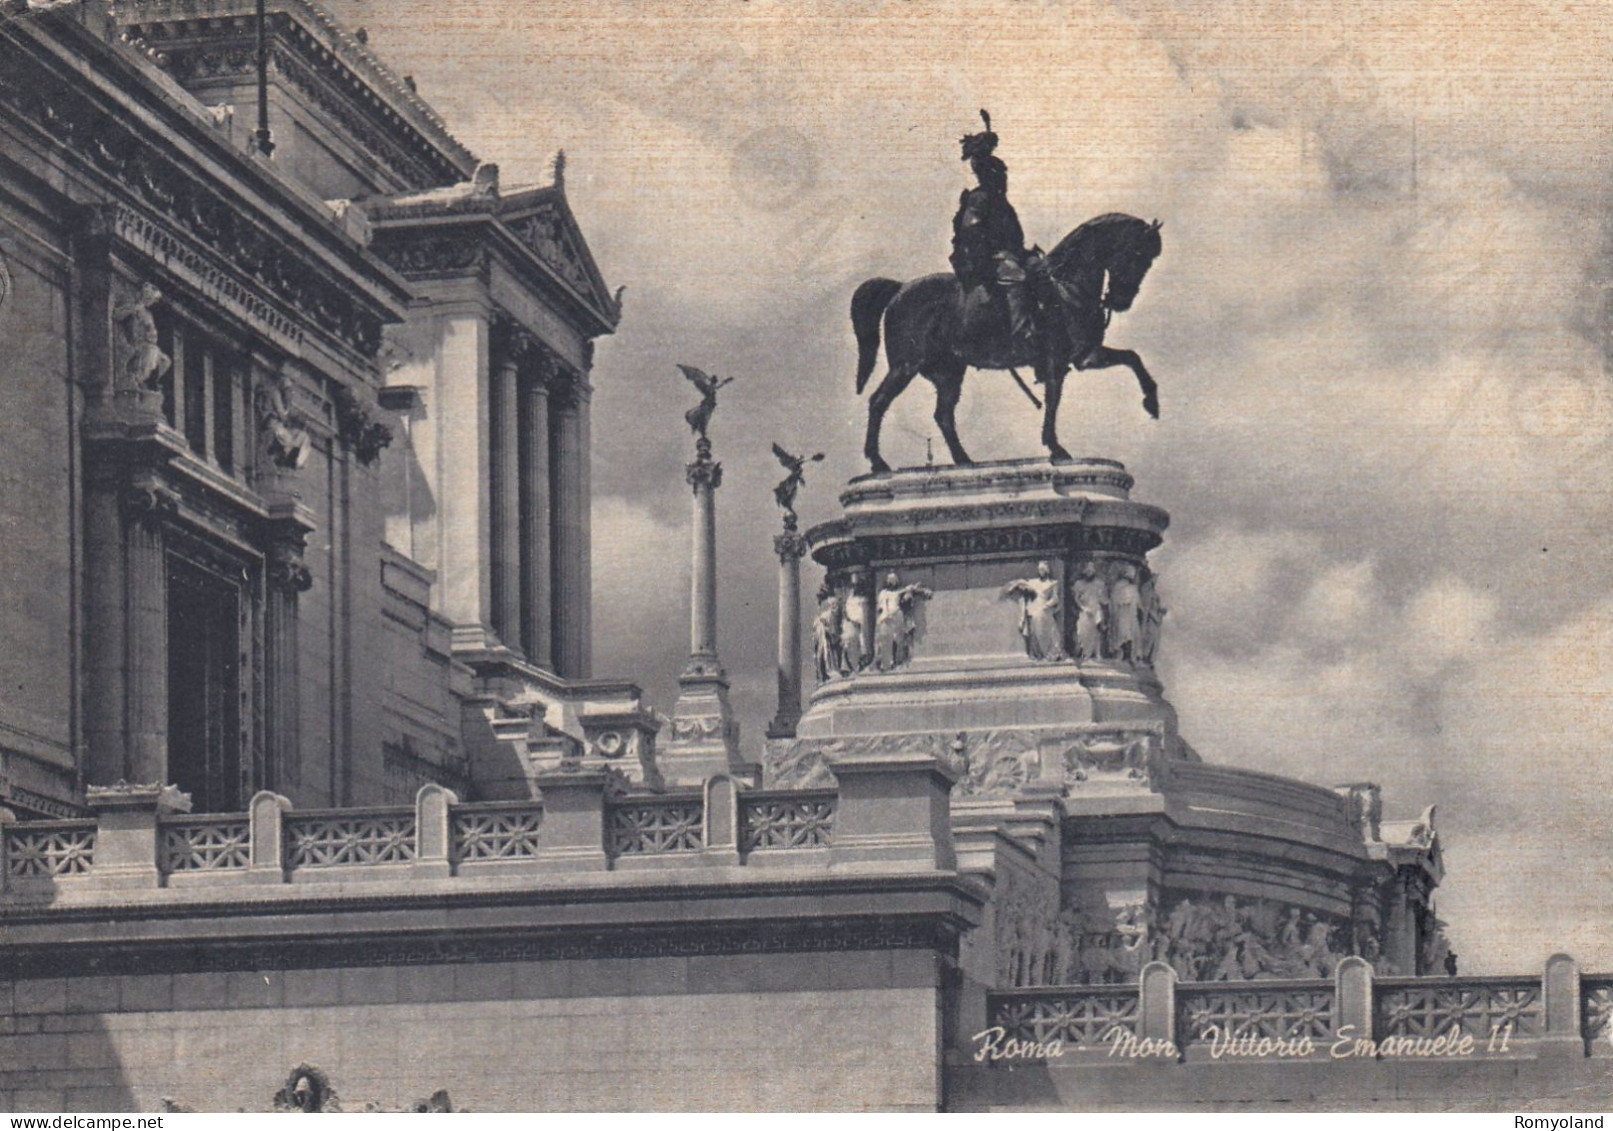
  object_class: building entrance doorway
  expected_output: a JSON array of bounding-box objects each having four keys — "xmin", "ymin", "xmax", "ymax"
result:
[{"xmin": 167, "ymin": 556, "xmax": 244, "ymax": 812}]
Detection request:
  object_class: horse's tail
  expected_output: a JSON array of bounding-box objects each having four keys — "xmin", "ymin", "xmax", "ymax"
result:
[{"xmin": 852, "ymin": 277, "xmax": 902, "ymax": 395}]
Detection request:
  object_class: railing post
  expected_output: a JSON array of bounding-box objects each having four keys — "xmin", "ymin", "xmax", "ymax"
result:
[
  {"xmin": 1334, "ymin": 955, "xmax": 1373, "ymax": 1045},
  {"xmin": 1138, "ymin": 961, "xmax": 1177, "ymax": 1049},
  {"xmin": 703, "ymin": 775, "xmax": 741, "ymax": 866},
  {"xmin": 248, "ymin": 790, "xmax": 291, "ymax": 884},
  {"xmin": 1542, "ymin": 953, "xmax": 1583, "ymax": 1058},
  {"xmin": 0, "ymin": 805, "xmax": 14, "ymax": 894},
  {"xmin": 531, "ymin": 769, "xmax": 612, "ymax": 872},
  {"xmin": 415, "ymin": 783, "xmax": 459, "ymax": 880},
  {"xmin": 84, "ymin": 783, "xmax": 189, "ymax": 891},
  {"xmin": 829, "ymin": 752, "xmax": 959, "ymax": 872}
]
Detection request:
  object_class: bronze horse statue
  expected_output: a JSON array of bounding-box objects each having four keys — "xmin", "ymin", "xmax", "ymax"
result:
[{"xmin": 852, "ymin": 213, "xmax": 1163, "ymax": 473}]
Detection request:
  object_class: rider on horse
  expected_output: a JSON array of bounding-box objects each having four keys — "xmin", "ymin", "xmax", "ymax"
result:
[{"xmin": 951, "ymin": 110, "xmax": 1039, "ymax": 358}]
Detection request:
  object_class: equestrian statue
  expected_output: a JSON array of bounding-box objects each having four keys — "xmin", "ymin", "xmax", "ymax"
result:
[{"xmin": 852, "ymin": 110, "xmax": 1164, "ymax": 473}]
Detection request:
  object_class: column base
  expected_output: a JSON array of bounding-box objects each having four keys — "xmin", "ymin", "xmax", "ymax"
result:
[{"xmin": 661, "ymin": 661, "xmax": 755, "ymax": 787}]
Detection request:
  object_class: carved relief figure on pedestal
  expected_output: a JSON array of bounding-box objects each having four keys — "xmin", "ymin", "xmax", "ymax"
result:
[
  {"xmin": 112, "ymin": 282, "xmax": 171, "ymax": 392},
  {"xmin": 839, "ymin": 584, "xmax": 869, "ymax": 674},
  {"xmin": 1150, "ymin": 893, "xmax": 1351, "ymax": 981},
  {"xmin": 1001, "ymin": 560, "xmax": 1066, "ymax": 661},
  {"xmin": 1139, "ymin": 569, "xmax": 1166, "ymax": 666},
  {"xmin": 1107, "ymin": 562, "xmax": 1142, "ymax": 664},
  {"xmin": 873, "ymin": 572, "xmax": 933, "ymax": 671},
  {"xmin": 257, "ymin": 372, "xmax": 311, "ymax": 470},
  {"xmin": 1069, "ymin": 560, "xmax": 1107, "ymax": 660},
  {"xmin": 812, "ymin": 585, "xmax": 845, "ymax": 682}
]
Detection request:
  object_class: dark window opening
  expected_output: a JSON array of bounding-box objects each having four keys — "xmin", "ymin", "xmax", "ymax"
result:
[{"xmin": 167, "ymin": 557, "xmax": 244, "ymax": 813}]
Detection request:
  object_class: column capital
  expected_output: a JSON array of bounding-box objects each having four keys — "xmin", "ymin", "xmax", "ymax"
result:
[
  {"xmin": 774, "ymin": 530, "xmax": 808, "ymax": 562},
  {"xmin": 687, "ymin": 458, "xmax": 723, "ymax": 491}
]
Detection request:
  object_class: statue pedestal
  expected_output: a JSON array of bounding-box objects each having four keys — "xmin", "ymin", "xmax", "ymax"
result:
[
  {"xmin": 765, "ymin": 456, "xmax": 1447, "ymax": 986},
  {"xmin": 661, "ymin": 658, "xmax": 755, "ymax": 787},
  {"xmin": 791, "ymin": 457, "xmax": 1179, "ymax": 748}
]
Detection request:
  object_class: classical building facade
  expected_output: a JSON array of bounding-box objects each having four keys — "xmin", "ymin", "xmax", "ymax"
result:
[{"xmin": 0, "ymin": 0, "xmax": 636, "ymax": 822}]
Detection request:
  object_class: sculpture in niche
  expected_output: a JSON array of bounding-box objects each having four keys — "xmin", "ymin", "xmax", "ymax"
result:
[
  {"xmin": 677, "ymin": 363, "xmax": 732, "ymax": 440},
  {"xmin": 873, "ymin": 572, "xmax": 933, "ymax": 671},
  {"xmin": 811, "ymin": 584, "xmax": 845, "ymax": 682},
  {"xmin": 770, "ymin": 442, "xmax": 823, "ymax": 527},
  {"xmin": 1001, "ymin": 560, "xmax": 1066, "ymax": 661},
  {"xmin": 111, "ymin": 282, "xmax": 171, "ymax": 392},
  {"xmin": 1107, "ymin": 562, "xmax": 1142, "ymax": 663},
  {"xmin": 1138, "ymin": 569, "xmax": 1165, "ymax": 666},
  {"xmin": 1069, "ymin": 560, "xmax": 1107, "ymax": 660},
  {"xmin": 256, "ymin": 373, "xmax": 311, "ymax": 470}
]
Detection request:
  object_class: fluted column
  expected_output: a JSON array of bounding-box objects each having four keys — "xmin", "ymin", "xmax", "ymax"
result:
[
  {"xmin": 519, "ymin": 373, "xmax": 553, "ymax": 669},
  {"xmin": 489, "ymin": 351, "xmax": 522, "ymax": 653},
  {"xmin": 767, "ymin": 527, "xmax": 807, "ymax": 738}
]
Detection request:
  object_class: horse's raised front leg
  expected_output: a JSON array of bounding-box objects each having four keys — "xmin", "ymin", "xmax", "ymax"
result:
[
  {"xmin": 1041, "ymin": 364, "xmax": 1072, "ymax": 464},
  {"xmin": 864, "ymin": 366, "xmax": 916, "ymax": 474},
  {"xmin": 1076, "ymin": 345, "xmax": 1159, "ymax": 419},
  {"xmin": 930, "ymin": 365, "xmax": 972, "ymax": 466}
]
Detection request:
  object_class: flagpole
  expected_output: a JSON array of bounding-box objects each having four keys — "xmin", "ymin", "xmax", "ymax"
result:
[{"xmin": 254, "ymin": 0, "xmax": 275, "ymax": 157}]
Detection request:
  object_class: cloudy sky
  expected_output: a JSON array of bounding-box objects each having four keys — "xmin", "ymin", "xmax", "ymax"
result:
[{"xmin": 329, "ymin": 0, "xmax": 1612, "ymax": 973}]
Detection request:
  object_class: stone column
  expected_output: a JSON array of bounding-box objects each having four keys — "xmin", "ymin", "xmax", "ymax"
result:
[
  {"xmin": 518, "ymin": 372, "xmax": 553, "ymax": 669},
  {"xmin": 123, "ymin": 476, "xmax": 176, "ymax": 785},
  {"xmin": 1384, "ymin": 868, "xmax": 1418, "ymax": 975},
  {"xmin": 767, "ymin": 526, "xmax": 807, "ymax": 739},
  {"xmin": 82, "ymin": 458, "xmax": 128, "ymax": 787},
  {"xmin": 574, "ymin": 388, "xmax": 593, "ymax": 677},
  {"xmin": 435, "ymin": 313, "xmax": 492, "ymax": 646},
  {"xmin": 489, "ymin": 349, "xmax": 522, "ymax": 653},
  {"xmin": 549, "ymin": 382, "xmax": 586, "ymax": 677},
  {"xmin": 689, "ymin": 438, "xmax": 720, "ymax": 661},
  {"xmin": 264, "ymin": 502, "xmax": 314, "ymax": 793},
  {"xmin": 662, "ymin": 436, "xmax": 748, "ymax": 786}
]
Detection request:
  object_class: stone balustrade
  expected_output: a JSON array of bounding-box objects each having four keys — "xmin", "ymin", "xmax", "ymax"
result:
[
  {"xmin": 0, "ymin": 758, "xmax": 958, "ymax": 898},
  {"xmin": 982, "ymin": 954, "xmax": 1610, "ymax": 1062}
]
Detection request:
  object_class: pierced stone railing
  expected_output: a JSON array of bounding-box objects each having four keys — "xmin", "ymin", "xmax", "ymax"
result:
[
  {"xmin": 741, "ymin": 790, "xmax": 836, "ymax": 851},
  {"xmin": 0, "ymin": 752, "xmax": 956, "ymax": 894},
  {"xmin": 160, "ymin": 814, "xmax": 250, "ymax": 873},
  {"xmin": 4, "ymin": 819, "xmax": 97, "ymax": 879},
  {"xmin": 977, "ymin": 955, "xmax": 1602, "ymax": 1064},
  {"xmin": 1583, "ymin": 977, "xmax": 1613, "ymax": 1052},
  {"xmin": 1375, "ymin": 974, "xmax": 1543, "ymax": 1043},
  {"xmin": 285, "ymin": 809, "xmax": 418, "ymax": 869},
  {"xmin": 990, "ymin": 985, "xmax": 1141, "ymax": 1050},
  {"xmin": 1177, "ymin": 979, "xmax": 1336, "ymax": 1046},
  {"xmin": 451, "ymin": 801, "xmax": 543, "ymax": 862},
  {"xmin": 608, "ymin": 795, "xmax": 705, "ymax": 855}
]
